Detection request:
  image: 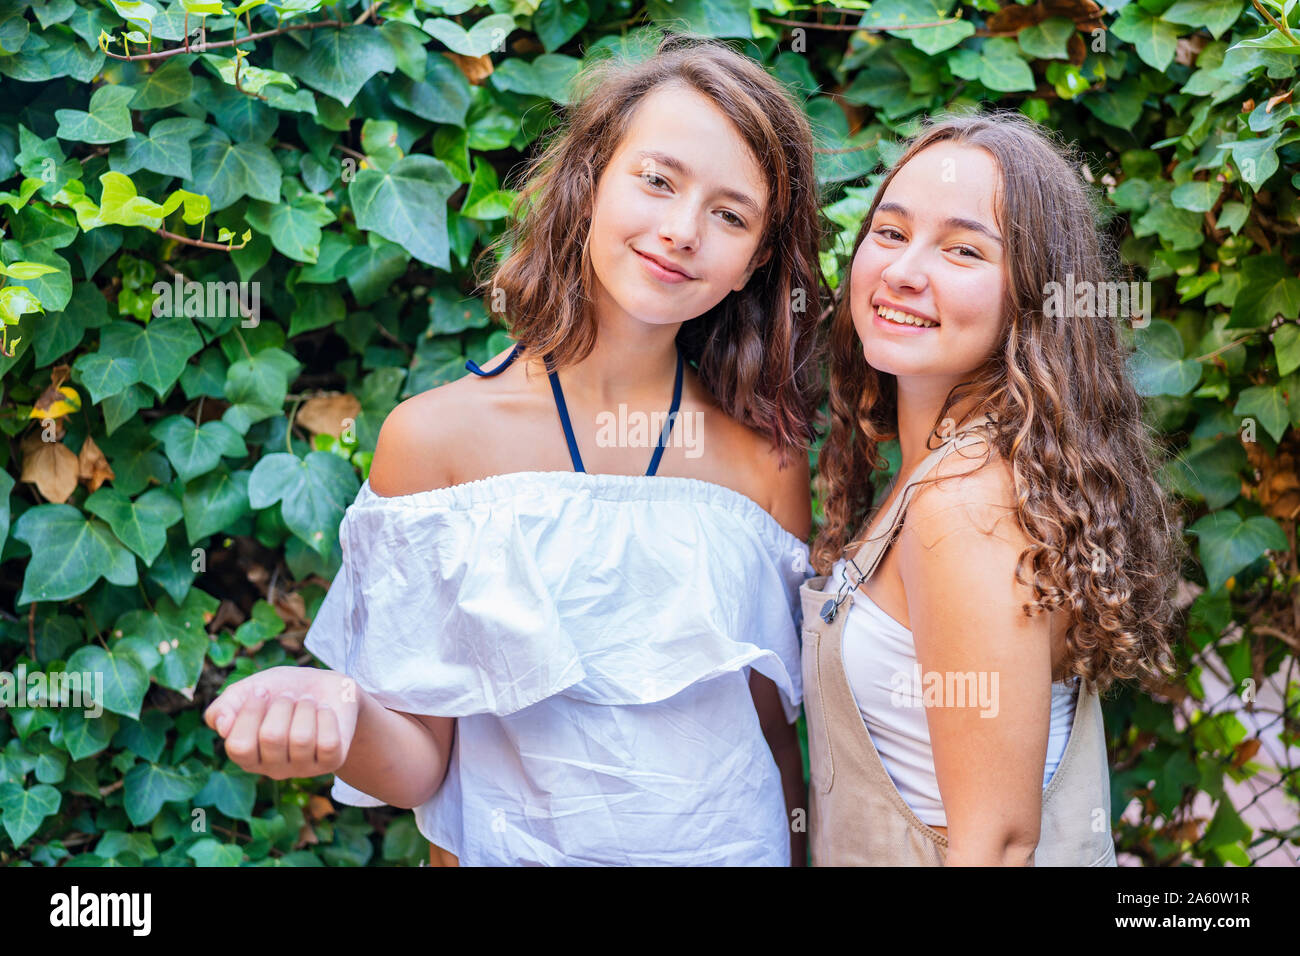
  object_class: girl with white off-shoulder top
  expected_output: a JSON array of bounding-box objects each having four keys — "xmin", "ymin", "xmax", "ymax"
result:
[{"xmin": 203, "ymin": 37, "xmax": 826, "ymax": 866}]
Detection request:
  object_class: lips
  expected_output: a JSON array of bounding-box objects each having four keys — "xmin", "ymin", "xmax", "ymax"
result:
[{"xmin": 635, "ymin": 249, "xmax": 696, "ymax": 280}]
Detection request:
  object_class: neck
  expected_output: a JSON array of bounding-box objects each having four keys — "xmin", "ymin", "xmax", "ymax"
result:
[
  {"xmin": 893, "ymin": 375, "xmax": 984, "ymax": 480},
  {"xmin": 532, "ymin": 300, "xmax": 682, "ymax": 405}
]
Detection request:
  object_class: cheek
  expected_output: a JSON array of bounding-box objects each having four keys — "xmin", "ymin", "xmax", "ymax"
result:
[{"xmin": 848, "ymin": 244, "xmax": 883, "ymax": 320}]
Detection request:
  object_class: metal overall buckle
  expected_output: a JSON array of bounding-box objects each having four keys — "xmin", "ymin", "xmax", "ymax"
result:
[{"xmin": 820, "ymin": 555, "xmax": 866, "ymax": 624}]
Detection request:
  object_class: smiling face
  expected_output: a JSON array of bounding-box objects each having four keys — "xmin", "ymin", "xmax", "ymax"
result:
[
  {"xmin": 586, "ymin": 83, "xmax": 771, "ymax": 330},
  {"xmin": 850, "ymin": 143, "xmax": 1008, "ymax": 384}
]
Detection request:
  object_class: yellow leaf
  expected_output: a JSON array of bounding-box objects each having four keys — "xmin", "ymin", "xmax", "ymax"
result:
[{"xmin": 29, "ymin": 385, "xmax": 82, "ymax": 420}]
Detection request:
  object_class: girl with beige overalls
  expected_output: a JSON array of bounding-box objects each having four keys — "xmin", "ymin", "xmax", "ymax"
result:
[{"xmin": 803, "ymin": 110, "xmax": 1185, "ymax": 866}]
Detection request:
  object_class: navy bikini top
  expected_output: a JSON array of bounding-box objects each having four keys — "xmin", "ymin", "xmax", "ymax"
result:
[{"xmin": 464, "ymin": 342, "xmax": 684, "ymax": 477}]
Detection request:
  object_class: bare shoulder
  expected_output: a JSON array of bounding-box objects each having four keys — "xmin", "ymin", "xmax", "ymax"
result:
[
  {"xmin": 758, "ymin": 436, "xmax": 812, "ymax": 542},
  {"xmin": 709, "ymin": 405, "xmax": 811, "ymax": 541},
  {"xmin": 366, "ymin": 374, "xmax": 481, "ymax": 497},
  {"xmin": 899, "ymin": 436, "xmax": 1022, "ymax": 553}
]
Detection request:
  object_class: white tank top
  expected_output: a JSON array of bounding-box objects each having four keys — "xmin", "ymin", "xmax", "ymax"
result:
[{"xmin": 833, "ymin": 556, "xmax": 1078, "ymax": 827}]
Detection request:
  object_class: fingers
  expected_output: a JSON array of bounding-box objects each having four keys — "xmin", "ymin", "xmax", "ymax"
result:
[
  {"xmin": 316, "ymin": 706, "xmax": 343, "ymax": 769},
  {"xmin": 287, "ymin": 697, "xmax": 318, "ymax": 766},
  {"xmin": 224, "ymin": 685, "xmax": 271, "ymax": 769},
  {"xmin": 258, "ymin": 695, "xmax": 297, "ymax": 767},
  {"xmin": 206, "ymin": 670, "xmax": 348, "ymax": 778},
  {"xmin": 204, "ymin": 680, "xmax": 252, "ymax": 736}
]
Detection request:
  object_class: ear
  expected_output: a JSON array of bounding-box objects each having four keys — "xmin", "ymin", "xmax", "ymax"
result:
[{"xmin": 732, "ymin": 245, "xmax": 773, "ymax": 292}]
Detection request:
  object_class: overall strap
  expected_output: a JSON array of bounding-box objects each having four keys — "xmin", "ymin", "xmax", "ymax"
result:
[
  {"xmin": 465, "ymin": 342, "xmax": 523, "ymax": 377},
  {"xmin": 820, "ymin": 413, "xmax": 997, "ymax": 623},
  {"xmin": 546, "ymin": 346, "xmax": 685, "ymax": 476}
]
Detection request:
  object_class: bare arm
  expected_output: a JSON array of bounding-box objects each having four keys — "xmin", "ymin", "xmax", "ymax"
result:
[
  {"xmin": 335, "ymin": 392, "xmax": 457, "ymax": 806},
  {"xmin": 751, "ymin": 444, "xmax": 812, "ymax": 863},
  {"xmin": 332, "ymin": 692, "xmax": 455, "ymax": 808},
  {"xmin": 749, "ymin": 670, "xmax": 807, "ymax": 865},
  {"xmin": 897, "ymin": 457, "xmax": 1050, "ymax": 866}
]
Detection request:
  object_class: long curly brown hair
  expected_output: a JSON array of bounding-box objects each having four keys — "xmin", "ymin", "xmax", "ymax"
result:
[
  {"xmin": 477, "ymin": 33, "xmax": 826, "ymax": 460},
  {"xmin": 812, "ymin": 108, "xmax": 1186, "ymax": 695}
]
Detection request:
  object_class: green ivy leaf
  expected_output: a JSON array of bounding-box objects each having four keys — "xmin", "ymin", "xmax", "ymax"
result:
[
  {"xmin": 490, "ymin": 53, "xmax": 582, "ymax": 103},
  {"xmin": 248, "ymin": 451, "xmax": 360, "ymax": 556},
  {"xmin": 1233, "ymin": 384, "xmax": 1291, "ymax": 442},
  {"xmin": 111, "ymin": 116, "xmax": 207, "ymax": 180},
  {"xmin": 645, "ymin": 0, "xmax": 750, "ymax": 37},
  {"xmin": 389, "ymin": 53, "xmax": 472, "ymax": 126},
  {"xmin": 149, "ymin": 415, "xmax": 246, "ymax": 483},
  {"xmin": 272, "ymin": 25, "xmax": 397, "ymax": 107},
  {"xmin": 187, "ymin": 133, "xmax": 281, "ymax": 212},
  {"xmin": 129, "ymin": 55, "xmax": 195, "ymax": 109},
  {"xmin": 1161, "ymin": 0, "xmax": 1244, "ymax": 40},
  {"xmin": 57, "ymin": 707, "xmax": 119, "ymax": 761},
  {"xmin": 245, "ymin": 190, "xmax": 334, "ymax": 264},
  {"xmin": 1128, "ymin": 319, "xmax": 1202, "ymax": 397},
  {"xmin": 421, "ymin": 13, "xmax": 517, "ymax": 56},
  {"xmin": 182, "ymin": 468, "xmax": 251, "ymax": 543},
  {"xmin": 54, "ymin": 83, "xmax": 136, "ymax": 144},
  {"xmin": 339, "ymin": 233, "xmax": 410, "ymax": 306},
  {"xmin": 348, "ymin": 154, "xmax": 458, "ymax": 270},
  {"xmin": 71, "ymin": 351, "xmax": 140, "ymax": 403},
  {"xmin": 535, "ymin": 0, "xmax": 589, "ymax": 51},
  {"xmin": 1274, "ymin": 322, "xmax": 1300, "ymax": 377},
  {"xmin": 122, "ymin": 760, "xmax": 203, "ymax": 826},
  {"xmin": 222, "ymin": 346, "xmax": 300, "ymax": 432},
  {"xmin": 65, "ymin": 644, "xmax": 150, "ymax": 720},
  {"xmin": 12, "ymin": 506, "xmax": 138, "ymax": 603},
  {"xmin": 1111, "ymin": 4, "xmax": 1181, "ymax": 71},
  {"xmin": 187, "ymin": 836, "xmax": 245, "ymax": 866},
  {"xmin": 193, "ymin": 767, "xmax": 256, "ymax": 822},
  {"xmin": 861, "ymin": 0, "xmax": 974, "ymax": 55},
  {"xmin": 1170, "ymin": 180, "xmax": 1222, "ymax": 212},
  {"xmin": 83, "ymin": 486, "xmax": 183, "ymax": 566},
  {"xmin": 98, "ymin": 314, "xmax": 204, "ymax": 399},
  {"xmin": 1018, "ymin": 16, "xmax": 1075, "ymax": 59},
  {"xmin": 0, "ymin": 782, "xmax": 61, "ymax": 846},
  {"xmin": 1229, "ymin": 255, "xmax": 1300, "ymax": 328},
  {"xmin": 1188, "ymin": 511, "xmax": 1289, "ymax": 592}
]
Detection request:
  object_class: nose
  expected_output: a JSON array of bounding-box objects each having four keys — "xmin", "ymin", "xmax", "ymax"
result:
[
  {"xmin": 879, "ymin": 241, "xmax": 928, "ymax": 295},
  {"xmin": 658, "ymin": 199, "xmax": 699, "ymax": 253}
]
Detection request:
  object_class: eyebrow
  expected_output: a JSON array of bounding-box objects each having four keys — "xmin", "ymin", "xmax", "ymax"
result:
[
  {"xmin": 635, "ymin": 150, "xmax": 763, "ymax": 217},
  {"xmin": 874, "ymin": 201, "xmax": 1003, "ymax": 245}
]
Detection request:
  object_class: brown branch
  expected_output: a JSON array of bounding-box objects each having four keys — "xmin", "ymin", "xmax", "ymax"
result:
[
  {"xmin": 102, "ymin": 15, "xmax": 347, "ymax": 62},
  {"xmin": 155, "ymin": 227, "xmax": 250, "ymax": 251},
  {"xmin": 1251, "ymin": 624, "xmax": 1300, "ymax": 654},
  {"xmin": 762, "ymin": 14, "xmax": 963, "ymax": 32},
  {"xmin": 1252, "ymin": 205, "xmax": 1300, "ymax": 235}
]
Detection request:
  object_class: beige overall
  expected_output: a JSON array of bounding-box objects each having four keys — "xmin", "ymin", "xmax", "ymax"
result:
[{"xmin": 801, "ymin": 415, "xmax": 1117, "ymax": 866}]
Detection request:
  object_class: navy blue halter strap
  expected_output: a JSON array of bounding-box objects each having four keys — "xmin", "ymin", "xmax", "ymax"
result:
[
  {"xmin": 463, "ymin": 343, "xmax": 523, "ymax": 377},
  {"xmin": 464, "ymin": 342, "xmax": 685, "ymax": 477}
]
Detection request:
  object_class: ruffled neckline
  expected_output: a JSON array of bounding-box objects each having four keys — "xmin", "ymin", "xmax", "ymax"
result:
[{"xmin": 352, "ymin": 470, "xmax": 808, "ymax": 553}]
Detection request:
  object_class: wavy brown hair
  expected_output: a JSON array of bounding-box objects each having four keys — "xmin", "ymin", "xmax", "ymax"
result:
[
  {"xmin": 478, "ymin": 33, "xmax": 826, "ymax": 459},
  {"xmin": 812, "ymin": 108, "xmax": 1186, "ymax": 695}
]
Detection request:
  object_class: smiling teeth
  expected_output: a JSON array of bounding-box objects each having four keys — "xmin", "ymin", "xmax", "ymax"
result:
[{"xmin": 878, "ymin": 305, "xmax": 938, "ymax": 328}]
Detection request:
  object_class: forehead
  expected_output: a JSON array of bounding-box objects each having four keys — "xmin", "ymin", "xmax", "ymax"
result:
[
  {"xmin": 614, "ymin": 83, "xmax": 768, "ymax": 206},
  {"xmin": 881, "ymin": 143, "xmax": 1000, "ymax": 229}
]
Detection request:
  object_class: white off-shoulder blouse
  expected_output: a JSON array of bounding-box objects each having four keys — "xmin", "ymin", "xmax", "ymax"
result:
[{"xmin": 303, "ymin": 471, "xmax": 811, "ymax": 866}]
